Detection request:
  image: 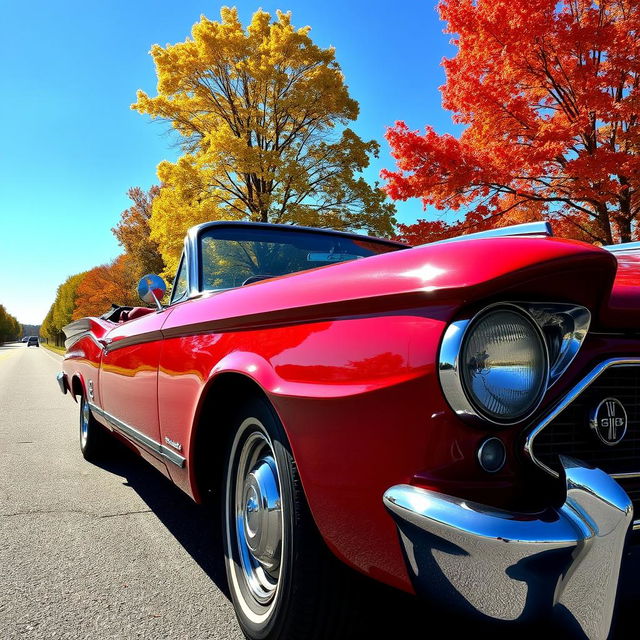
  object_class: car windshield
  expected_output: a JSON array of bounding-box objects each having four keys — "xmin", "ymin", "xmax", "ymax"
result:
[{"xmin": 200, "ymin": 226, "xmax": 403, "ymax": 291}]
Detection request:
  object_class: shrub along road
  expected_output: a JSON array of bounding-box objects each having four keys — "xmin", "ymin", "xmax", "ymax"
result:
[{"xmin": 0, "ymin": 342, "xmax": 637, "ymax": 638}]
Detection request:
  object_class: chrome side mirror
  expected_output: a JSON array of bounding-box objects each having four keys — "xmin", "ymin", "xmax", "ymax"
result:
[{"xmin": 137, "ymin": 274, "xmax": 167, "ymax": 311}]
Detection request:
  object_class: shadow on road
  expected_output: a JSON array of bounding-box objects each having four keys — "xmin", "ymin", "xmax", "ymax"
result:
[
  {"xmin": 92, "ymin": 441, "xmax": 635, "ymax": 639},
  {"xmin": 93, "ymin": 442, "xmax": 231, "ymax": 599}
]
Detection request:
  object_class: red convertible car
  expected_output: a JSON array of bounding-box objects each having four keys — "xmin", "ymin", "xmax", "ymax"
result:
[{"xmin": 58, "ymin": 220, "xmax": 639, "ymax": 639}]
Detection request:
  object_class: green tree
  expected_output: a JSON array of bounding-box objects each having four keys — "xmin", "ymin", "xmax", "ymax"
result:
[{"xmin": 0, "ymin": 305, "xmax": 21, "ymax": 343}]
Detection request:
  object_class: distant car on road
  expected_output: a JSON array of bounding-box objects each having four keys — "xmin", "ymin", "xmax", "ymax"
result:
[
  {"xmin": 26, "ymin": 336, "xmax": 39, "ymax": 347},
  {"xmin": 21, "ymin": 337, "xmax": 28, "ymax": 342}
]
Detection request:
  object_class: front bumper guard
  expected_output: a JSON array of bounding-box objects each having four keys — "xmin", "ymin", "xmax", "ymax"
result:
[{"xmin": 383, "ymin": 456, "xmax": 633, "ymax": 639}]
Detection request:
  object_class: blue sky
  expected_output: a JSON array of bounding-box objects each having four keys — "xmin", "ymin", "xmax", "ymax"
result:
[{"xmin": 0, "ymin": 1, "xmax": 459, "ymax": 324}]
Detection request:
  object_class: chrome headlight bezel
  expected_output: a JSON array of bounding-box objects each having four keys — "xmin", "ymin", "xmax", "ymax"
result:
[{"xmin": 439, "ymin": 302, "xmax": 590, "ymax": 427}]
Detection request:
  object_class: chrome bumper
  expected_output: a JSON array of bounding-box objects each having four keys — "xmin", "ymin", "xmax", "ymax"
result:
[
  {"xmin": 56, "ymin": 372, "xmax": 68, "ymax": 395},
  {"xmin": 383, "ymin": 456, "xmax": 633, "ymax": 640}
]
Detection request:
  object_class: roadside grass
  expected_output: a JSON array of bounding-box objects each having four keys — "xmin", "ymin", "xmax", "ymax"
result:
[{"xmin": 42, "ymin": 343, "xmax": 66, "ymax": 356}]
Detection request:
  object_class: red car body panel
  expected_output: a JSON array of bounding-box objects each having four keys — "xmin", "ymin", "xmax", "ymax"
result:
[
  {"xmin": 100, "ymin": 310, "xmax": 174, "ymax": 477},
  {"xmin": 601, "ymin": 250, "xmax": 640, "ymax": 328},
  {"xmin": 62, "ymin": 232, "xmax": 639, "ymax": 594}
]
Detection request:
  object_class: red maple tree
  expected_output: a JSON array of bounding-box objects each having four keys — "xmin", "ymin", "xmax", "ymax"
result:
[{"xmin": 383, "ymin": 0, "xmax": 640, "ymax": 245}]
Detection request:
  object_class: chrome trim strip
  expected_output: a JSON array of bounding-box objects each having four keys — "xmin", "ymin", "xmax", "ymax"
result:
[
  {"xmin": 634, "ymin": 519, "xmax": 640, "ymax": 530},
  {"xmin": 523, "ymin": 303, "xmax": 591, "ymax": 386},
  {"xmin": 603, "ymin": 241, "xmax": 640, "ymax": 253},
  {"xmin": 611, "ymin": 472, "xmax": 640, "ymax": 480},
  {"xmin": 161, "ymin": 446, "xmax": 186, "ymax": 468},
  {"xmin": 384, "ymin": 456, "xmax": 632, "ymax": 638},
  {"xmin": 64, "ymin": 330, "xmax": 105, "ymax": 352},
  {"xmin": 62, "ymin": 317, "xmax": 91, "ymax": 339},
  {"xmin": 425, "ymin": 221, "xmax": 552, "ymax": 247},
  {"xmin": 89, "ymin": 403, "xmax": 185, "ymax": 468},
  {"xmin": 524, "ymin": 358, "xmax": 640, "ymax": 478},
  {"xmin": 168, "ymin": 252, "xmax": 189, "ymax": 305},
  {"xmin": 103, "ymin": 330, "xmax": 164, "ymax": 353}
]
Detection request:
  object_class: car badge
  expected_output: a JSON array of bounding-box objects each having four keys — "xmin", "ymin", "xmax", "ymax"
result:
[
  {"xmin": 589, "ymin": 397, "xmax": 627, "ymax": 446},
  {"xmin": 164, "ymin": 436, "xmax": 183, "ymax": 451}
]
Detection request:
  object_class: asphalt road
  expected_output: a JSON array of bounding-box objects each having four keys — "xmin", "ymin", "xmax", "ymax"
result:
[
  {"xmin": 0, "ymin": 342, "xmax": 637, "ymax": 639},
  {"xmin": 0, "ymin": 343, "xmax": 242, "ymax": 639}
]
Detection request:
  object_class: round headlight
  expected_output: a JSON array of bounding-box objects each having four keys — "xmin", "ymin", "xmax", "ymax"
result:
[{"xmin": 460, "ymin": 307, "xmax": 548, "ymax": 422}]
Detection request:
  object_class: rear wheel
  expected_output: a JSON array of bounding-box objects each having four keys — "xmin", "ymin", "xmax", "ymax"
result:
[
  {"xmin": 79, "ymin": 394, "xmax": 108, "ymax": 461},
  {"xmin": 222, "ymin": 397, "xmax": 355, "ymax": 640}
]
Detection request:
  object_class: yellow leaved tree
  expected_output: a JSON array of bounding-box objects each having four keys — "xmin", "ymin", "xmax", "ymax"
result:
[{"xmin": 133, "ymin": 7, "xmax": 396, "ymax": 275}]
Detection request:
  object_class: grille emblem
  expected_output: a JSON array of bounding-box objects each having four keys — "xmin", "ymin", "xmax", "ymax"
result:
[{"xmin": 589, "ymin": 397, "xmax": 627, "ymax": 446}]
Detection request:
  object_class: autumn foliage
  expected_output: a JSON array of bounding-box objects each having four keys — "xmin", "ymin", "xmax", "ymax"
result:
[
  {"xmin": 41, "ymin": 272, "xmax": 86, "ymax": 345},
  {"xmin": 72, "ymin": 256, "xmax": 138, "ymax": 320},
  {"xmin": 112, "ymin": 186, "xmax": 165, "ymax": 281},
  {"xmin": 45, "ymin": 2, "xmax": 640, "ymax": 332},
  {"xmin": 41, "ymin": 256, "xmax": 139, "ymax": 346},
  {"xmin": 384, "ymin": 0, "xmax": 640, "ymax": 245},
  {"xmin": 133, "ymin": 7, "xmax": 396, "ymax": 274}
]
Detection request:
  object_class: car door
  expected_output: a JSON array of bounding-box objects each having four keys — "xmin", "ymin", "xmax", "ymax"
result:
[{"xmin": 99, "ymin": 309, "xmax": 174, "ymax": 472}]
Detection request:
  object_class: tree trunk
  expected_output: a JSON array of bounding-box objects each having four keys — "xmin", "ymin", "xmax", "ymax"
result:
[
  {"xmin": 617, "ymin": 188, "xmax": 633, "ymax": 243},
  {"xmin": 618, "ymin": 216, "xmax": 632, "ymax": 244},
  {"xmin": 595, "ymin": 203, "xmax": 613, "ymax": 244}
]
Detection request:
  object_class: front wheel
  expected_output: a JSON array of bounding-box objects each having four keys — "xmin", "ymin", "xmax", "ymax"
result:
[{"xmin": 222, "ymin": 397, "xmax": 355, "ymax": 640}]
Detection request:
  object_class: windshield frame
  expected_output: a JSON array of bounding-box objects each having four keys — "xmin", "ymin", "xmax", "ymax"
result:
[{"xmin": 181, "ymin": 221, "xmax": 407, "ymax": 298}]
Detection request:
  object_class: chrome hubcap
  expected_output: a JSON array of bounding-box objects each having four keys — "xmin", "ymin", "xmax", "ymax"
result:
[
  {"xmin": 80, "ymin": 400, "xmax": 89, "ymax": 449},
  {"xmin": 234, "ymin": 432, "xmax": 282, "ymax": 605}
]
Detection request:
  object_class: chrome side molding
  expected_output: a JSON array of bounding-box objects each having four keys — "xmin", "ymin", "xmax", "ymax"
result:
[
  {"xmin": 384, "ymin": 456, "xmax": 632, "ymax": 639},
  {"xmin": 602, "ymin": 241, "xmax": 640, "ymax": 253},
  {"xmin": 423, "ymin": 221, "xmax": 553, "ymax": 247},
  {"xmin": 89, "ymin": 403, "xmax": 186, "ymax": 468}
]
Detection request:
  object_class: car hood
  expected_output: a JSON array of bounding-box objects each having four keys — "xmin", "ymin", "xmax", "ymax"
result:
[{"xmin": 164, "ymin": 235, "xmax": 622, "ymax": 335}]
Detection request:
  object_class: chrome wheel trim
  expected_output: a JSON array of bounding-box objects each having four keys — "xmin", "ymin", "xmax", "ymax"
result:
[
  {"xmin": 225, "ymin": 418, "xmax": 284, "ymax": 625},
  {"xmin": 235, "ymin": 432, "xmax": 282, "ymax": 604},
  {"xmin": 80, "ymin": 398, "xmax": 90, "ymax": 450}
]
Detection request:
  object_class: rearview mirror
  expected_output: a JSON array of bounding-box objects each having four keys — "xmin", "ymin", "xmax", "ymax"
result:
[{"xmin": 137, "ymin": 274, "xmax": 167, "ymax": 310}]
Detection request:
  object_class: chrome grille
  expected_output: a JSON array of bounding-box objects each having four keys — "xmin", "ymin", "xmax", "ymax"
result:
[
  {"xmin": 621, "ymin": 478, "xmax": 640, "ymax": 506},
  {"xmin": 530, "ymin": 362, "xmax": 640, "ymax": 518}
]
